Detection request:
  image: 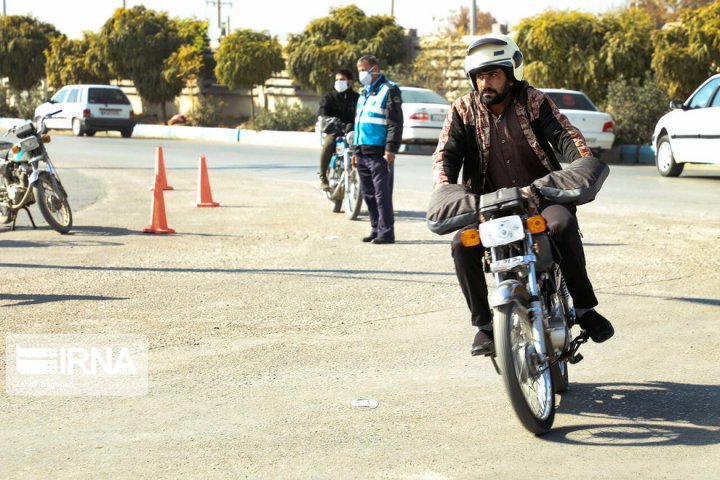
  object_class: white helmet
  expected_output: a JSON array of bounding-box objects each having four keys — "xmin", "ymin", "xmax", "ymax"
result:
[{"xmin": 464, "ymin": 33, "xmax": 524, "ymax": 91}]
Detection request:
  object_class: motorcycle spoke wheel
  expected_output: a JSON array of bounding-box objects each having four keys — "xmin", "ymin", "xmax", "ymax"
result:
[
  {"xmin": 36, "ymin": 175, "xmax": 72, "ymax": 234},
  {"xmin": 495, "ymin": 303, "xmax": 555, "ymax": 434}
]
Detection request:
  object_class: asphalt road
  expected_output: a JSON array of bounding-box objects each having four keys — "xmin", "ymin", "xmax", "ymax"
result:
[{"xmin": 1, "ymin": 135, "xmax": 719, "ymax": 479}]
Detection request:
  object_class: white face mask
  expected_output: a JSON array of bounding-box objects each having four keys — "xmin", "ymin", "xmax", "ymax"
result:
[
  {"xmin": 359, "ymin": 69, "xmax": 374, "ymax": 86},
  {"xmin": 334, "ymin": 80, "xmax": 349, "ymax": 93}
]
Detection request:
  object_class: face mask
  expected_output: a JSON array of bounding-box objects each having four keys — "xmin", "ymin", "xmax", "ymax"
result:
[
  {"xmin": 334, "ymin": 80, "xmax": 349, "ymax": 93},
  {"xmin": 359, "ymin": 69, "xmax": 374, "ymax": 86}
]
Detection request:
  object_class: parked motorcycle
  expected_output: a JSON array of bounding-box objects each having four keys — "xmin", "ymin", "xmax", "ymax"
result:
[
  {"xmin": 461, "ymin": 187, "xmax": 588, "ymax": 434},
  {"xmin": 322, "ymin": 118, "xmax": 362, "ymax": 220},
  {"xmin": 0, "ymin": 111, "xmax": 72, "ymax": 234}
]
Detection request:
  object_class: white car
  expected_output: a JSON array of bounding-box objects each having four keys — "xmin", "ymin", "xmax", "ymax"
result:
[
  {"xmin": 34, "ymin": 84, "xmax": 136, "ymax": 138},
  {"xmin": 399, "ymin": 86, "xmax": 450, "ymax": 145},
  {"xmin": 651, "ymin": 73, "xmax": 720, "ymax": 177},
  {"xmin": 540, "ymin": 88, "xmax": 615, "ymax": 155}
]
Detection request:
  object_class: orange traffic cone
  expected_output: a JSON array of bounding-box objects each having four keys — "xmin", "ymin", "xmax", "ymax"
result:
[
  {"xmin": 195, "ymin": 155, "xmax": 219, "ymax": 207},
  {"xmin": 143, "ymin": 173, "xmax": 176, "ymax": 234},
  {"xmin": 151, "ymin": 146, "xmax": 174, "ymax": 191}
]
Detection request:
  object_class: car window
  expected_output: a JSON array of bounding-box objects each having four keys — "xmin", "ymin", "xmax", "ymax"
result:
[
  {"xmin": 711, "ymin": 90, "xmax": 720, "ymax": 108},
  {"xmin": 688, "ymin": 78, "xmax": 720, "ymax": 109},
  {"xmin": 88, "ymin": 88, "xmax": 130, "ymax": 105},
  {"xmin": 545, "ymin": 92, "xmax": 597, "ymax": 112},
  {"xmin": 67, "ymin": 89, "xmax": 79, "ymax": 103},
  {"xmin": 400, "ymin": 89, "xmax": 449, "ymax": 105},
  {"xmin": 52, "ymin": 90, "xmax": 68, "ymax": 103}
]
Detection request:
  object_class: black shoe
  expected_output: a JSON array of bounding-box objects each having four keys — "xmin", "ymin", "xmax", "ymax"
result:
[
  {"xmin": 577, "ymin": 310, "xmax": 614, "ymax": 343},
  {"xmin": 362, "ymin": 233, "xmax": 377, "ymax": 243},
  {"xmin": 318, "ymin": 175, "xmax": 329, "ymax": 190},
  {"xmin": 471, "ymin": 329, "xmax": 494, "ymax": 356},
  {"xmin": 371, "ymin": 237, "xmax": 395, "ymax": 244}
]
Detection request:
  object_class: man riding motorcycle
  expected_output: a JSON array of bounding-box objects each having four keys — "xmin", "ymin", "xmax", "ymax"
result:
[{"xmin": 427, "ymin": 33, "xmax": 614, "ymax": 356}]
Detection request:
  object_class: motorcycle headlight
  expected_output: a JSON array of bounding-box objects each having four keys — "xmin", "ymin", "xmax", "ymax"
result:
[
  {"xmin": 20, "ymin": 136, "xmax": 40, "ymax": 151},
  {"xmin": 479, "ymin": 215, "xmax": 525, "ymax": 247}
]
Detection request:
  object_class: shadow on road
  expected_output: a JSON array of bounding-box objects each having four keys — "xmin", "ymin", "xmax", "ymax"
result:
[
  {"xmin": 0, "ymin": 263, "xmax": 456, "ymax": 286},
  {"xmin": 1, "ymin": 293, "xmax": 128, "ymax": 307},
  {"xmin": 543, "ymin": 381, "xmax": 720, "ymax": 446}
]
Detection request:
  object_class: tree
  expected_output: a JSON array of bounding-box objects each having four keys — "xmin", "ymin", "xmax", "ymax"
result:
[
  {"xmin": 632, "ymin": 0, "xmax": 714, "ymax": 26},
  {"xmin": 99, "ymin": 6, "xmax": 205, "ymax": 123},
  {"xmin": 45, "ymin": 33, "xmax": 111, "ymax": 88},
  {"xmin": 605, "ymin": 74, "xmax": 670, "ymax": 145},
  {"xmin": 445, "ymin": 6, "xmax": 497, "ymax": 35},
  {"xmin": 600, "ymin": 9, "xmax": 656, "ymax": 86},
  {"xmin": 0, "ymin": 15, "xmax": 59, "ymax": 91},
  {"xmin": 515, "ymin": 11, "xmax": 606, "ymax": 103},
  {"xmin": 285, "ymin": 5, "xmax": 407, "ymax": 93},
  {"xmin": 515, "ymin": 9, "xmax": 655, "ymax": 107},
  {"xmin": 214, "ymin": 29, "xmax": 284, "ymax": 120},
  {"xmin": 652, "ymin": 2, "xmax": 720, "ymax": 99}
]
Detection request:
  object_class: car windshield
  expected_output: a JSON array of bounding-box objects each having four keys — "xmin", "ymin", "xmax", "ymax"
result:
[
  {"xmin": 545, "ymin": 92, "xmax": 597, "ymax": 112},
  {"xmin": 401, "ymin": 89, "xmax": 449, "ymax": 105},
  {"xmin": 88, "ymin": 88, "xmax": 130, "ymax": 105}
]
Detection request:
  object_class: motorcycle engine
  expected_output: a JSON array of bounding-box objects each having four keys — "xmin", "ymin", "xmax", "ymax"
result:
[{"xmin": 7, "ymin": 184, "xmax": 26, "ymax": 204}]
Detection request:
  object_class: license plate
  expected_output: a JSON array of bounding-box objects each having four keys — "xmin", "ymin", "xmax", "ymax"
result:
[
  {"xmin": 431, "ymin": 114, "xmax": 445, "ymax": 121},
  {"xmin": 100, "ymin": 108, "xmax": 120, "ymax": 116}
]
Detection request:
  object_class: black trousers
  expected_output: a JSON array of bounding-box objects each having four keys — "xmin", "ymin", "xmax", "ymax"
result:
[
  {"xmin": 451, "ymin": 202, "xmax": 598, "ymax": 329},
  {"xmin": 319, "ymin": 134, "xmax": 336, "ymax": 178},
  {"xmin": 356, "ymin": 153, "xmax": 395, "ymax": 239}
]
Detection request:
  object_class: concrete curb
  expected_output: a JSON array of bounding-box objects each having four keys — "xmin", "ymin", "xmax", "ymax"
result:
[
  {"xmin": 0, "ymin": 117, "xmax": 318, "ymax": 148},
  {"xmin": 0, "ymin": 117, "xmax": 655, "ymax": 162}
]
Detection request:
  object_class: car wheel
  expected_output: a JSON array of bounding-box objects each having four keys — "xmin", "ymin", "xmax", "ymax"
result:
[
  {"xmin": 85, "ymin": 130, "xmax": 96, "ymax": 137},
  {"xmin": 656, "ymin": 134, "xmax": 684, "ymax": 177},
  {"xmin": 120, "ymin": 128, "xmax": 133, "ymax": 138},
  {"xmin": 71, "ymin": 118, "xmax": 85, "ymax": 137}
]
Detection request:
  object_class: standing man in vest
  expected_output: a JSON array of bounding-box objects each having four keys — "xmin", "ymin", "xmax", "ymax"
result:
[{"xmin": 352, "ymin": 55, "xmax": 404, "ymax": 244}]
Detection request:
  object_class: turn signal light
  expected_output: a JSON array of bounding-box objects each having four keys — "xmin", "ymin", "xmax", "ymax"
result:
[
  {"xmin": 42, "ymin": 135, "xmax": 51, "ymax": 143},
  {"xmin": 460, "ymin": 228, "xmax": 481, "ymax": 247},
  {"xmin": 526, "ymin": 215, "xmax": 546, "ymax": 234},
  {"xmin": 11, "ymin": 145, "xmax": 21, "ymax": 154}
]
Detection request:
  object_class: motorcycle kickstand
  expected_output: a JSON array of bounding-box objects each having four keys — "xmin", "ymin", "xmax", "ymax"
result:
[
  {"xmin": 12, "ymin": 207, "xmax": 37, "ymax": 231},
  {"xmin": 488, "ymin": 354, "xmax": 501, "ymax": 375}
]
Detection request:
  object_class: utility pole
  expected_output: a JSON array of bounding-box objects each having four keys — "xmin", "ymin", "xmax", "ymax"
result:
[
  {"xmin": 391, "ymin": 0, "xmax": 394, "ymax": 16},
  {"xmin": 470, "ymin": 0, "xmax": 477, "ymax": 36},
  {"xmin": 206, "ymin": 0, "xmax": 232, "ymax": 35},
  {"xmin": 3, "ymin": 0, "xmax": 6, "ymax": 16}
]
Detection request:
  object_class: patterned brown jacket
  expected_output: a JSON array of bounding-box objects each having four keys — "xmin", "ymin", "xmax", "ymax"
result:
[{"xmin": 431, "ymin": 82, "xmax": 593, "ymax": 194}]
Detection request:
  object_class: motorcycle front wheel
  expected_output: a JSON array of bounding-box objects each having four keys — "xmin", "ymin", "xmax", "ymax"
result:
[
  {"xmin": 35, "ymin": 174, "xmax": 72, "ymax": 234},
  {"xmin": 495, "ymin": 303, "xmax": 555, "ymax": 434},
  {"xmin": 344, "ymin": 169, "xmax": 362, "ymax": 220}
]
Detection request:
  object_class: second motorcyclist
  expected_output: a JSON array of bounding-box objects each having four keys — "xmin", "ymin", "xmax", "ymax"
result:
[{"xmin": 317, "ymin": 69, "xmax": 359, "ymax": 190}]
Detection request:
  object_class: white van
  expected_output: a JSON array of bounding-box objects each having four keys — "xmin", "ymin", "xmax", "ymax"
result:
[{"xmin": 34, "ymin": 84, "xmax": 136, "ymax": 138}]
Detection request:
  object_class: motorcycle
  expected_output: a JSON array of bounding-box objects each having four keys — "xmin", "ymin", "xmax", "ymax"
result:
[
  {"xmin": 0, "ymin": 111, "xmax": 72, "ymax": 234},
  {"xmin": 461, "ymin": 186, "xmax": 588, "ymax": 434},
  {"xmin": 322, "ymin": 118, "xmax": 362, "ymax": 220}
]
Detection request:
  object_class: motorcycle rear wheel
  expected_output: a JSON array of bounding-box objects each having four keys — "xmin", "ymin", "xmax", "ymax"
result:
[
  {"xmin": 345, "ymin": 169, "xmax": 362, "ymax": 220},
  {"xmin": 35, "ymin": 174, "xmax": 72, "ymax": 234},
  {"xmin": 495, "ymin": 303, "xmax": 555, "ymax": 434}
]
